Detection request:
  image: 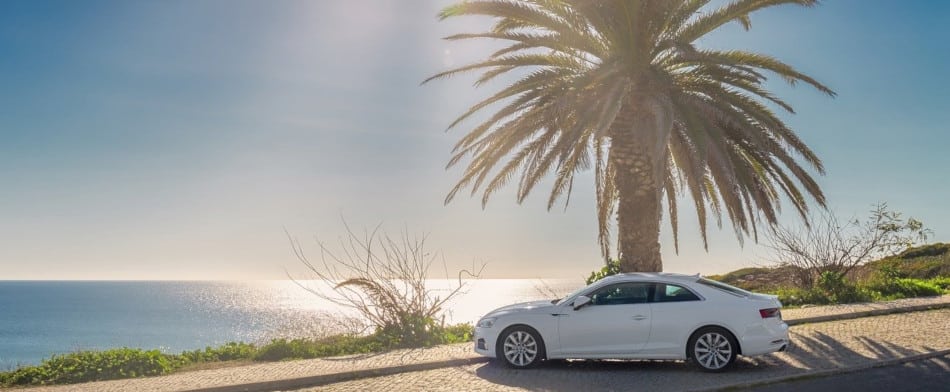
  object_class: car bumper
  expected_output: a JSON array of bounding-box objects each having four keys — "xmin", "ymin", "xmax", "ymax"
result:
[
  {"xmin": 473, "ymin": 326, "xmax": 500, "ymax": 358},
  {"xmin": 741, "ymin": 320, "xmax": 790, "ymax": 356}
]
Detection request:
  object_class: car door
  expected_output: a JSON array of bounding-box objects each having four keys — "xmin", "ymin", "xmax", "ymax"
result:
[
  {"xmin": 642, "ymin": 282, "xmax": 704, "ymax": 357},
  {"xmin": 556, "ymin": 282, "xmax": 652, "ymax": 356}
]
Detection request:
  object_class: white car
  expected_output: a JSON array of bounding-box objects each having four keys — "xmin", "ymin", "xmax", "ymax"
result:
[{"xmin": 473, "ymin": 272, "xmax": 789, "ymax": 372}]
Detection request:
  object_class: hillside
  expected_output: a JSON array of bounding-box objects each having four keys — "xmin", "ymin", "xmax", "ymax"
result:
[{"xmin": 709, "ymin": 243, "xmax": 950, "ymax": 290}]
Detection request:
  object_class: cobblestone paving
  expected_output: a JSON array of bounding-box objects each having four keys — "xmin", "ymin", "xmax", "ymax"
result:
[
  {"xmin": 24, "ymin": 296, "xmax": 950, "ymax": 392},
  {"xmin": 300, "ymin": 309, "xmax": 950, "ymax": 392}
]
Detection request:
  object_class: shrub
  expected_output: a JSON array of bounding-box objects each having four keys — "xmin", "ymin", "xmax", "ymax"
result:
[
  {"xmin": 254, "ymin": 335, "xmax": 381, "ymax": 361},
  {"xmin": 288, "ymin": 222, "xmax": 483, "ymax": 353},
  {"xmin": 586, "ymin": 259, "xmax": 621, "ymax": 285},
  {"xmin": 774, "ymin": 287, "xmax": 830, "ymax": 307},
  {"xmin": 441, "ymin": 323, "xmax": 474, "ymax": 344},
  {"xmin": 175, "ymin": 342, "xmax": 255, "ymax": 366},
  {"xmin": 808, "ymin": 271, "xmax": 871, "ymax": 304},
  {"xmin": 926, "ymin": 276, "xmax": 950, "ymax": 291},
  {"xmin": 869, "ymin": 278, "xmax": 943, "ymax": 300},
  {"xmin": 764, "ymin": 203, "xmax": 929, "ymax": 288},
  {"xmin": 374, "ymin": 314, "xmax": 444, "ymax": 349},
  {"xmin": 0, "ymin": 348, "xmax": 173, "ymax": 386},
  {"xmin": 253, "ymin": 339, "xmax": 300, "ymax": 361}
]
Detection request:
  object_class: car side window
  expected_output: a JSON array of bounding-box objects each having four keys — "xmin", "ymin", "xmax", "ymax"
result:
[
  {"xmin": 589, "ymin": 283, "xmax": 652, "ymax": 305},
  {"xmin": 652, "ymin": 283, "xmax": 700, "ymax": 303}
]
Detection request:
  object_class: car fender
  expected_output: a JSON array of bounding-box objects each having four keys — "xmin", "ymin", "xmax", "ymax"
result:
[{"xmin": 494, "ymin": 313, "xmax": 559, "ymax": 354}]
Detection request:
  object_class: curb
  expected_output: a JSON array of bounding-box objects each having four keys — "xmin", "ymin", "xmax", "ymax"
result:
[
  {"xmin": 697, "ymin": 349, "xmax": 950, "ymax": 391},
  {"xmin": 182, "ymin": 356, "xmax": 488, "ymax": 392},
  {"xmin": 184, "ymin": 300, "xmax": 950, "ymax": 392},
  {"xmin": 785, "ymin": 301, "xmax": 950, "ymax": 326}
]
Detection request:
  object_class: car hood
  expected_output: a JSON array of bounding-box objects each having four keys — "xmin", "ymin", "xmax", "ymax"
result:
[{"xmin": 485, "ymin": 299, "xmax": 557, "ymax": 317}]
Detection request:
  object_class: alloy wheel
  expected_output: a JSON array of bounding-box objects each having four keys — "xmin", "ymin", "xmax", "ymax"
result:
[
  {"xmin": 693, "ymin": 331, "xmax": 733, "ymax": 370},
  {"xmin": 502, "ymin": 330, "xmax": 538, "ymax": 367}
]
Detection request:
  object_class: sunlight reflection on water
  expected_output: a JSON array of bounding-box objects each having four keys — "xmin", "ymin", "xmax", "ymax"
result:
[{"xmin": 247, "ymin": 279, "xmax": 581, "ymax": 333}]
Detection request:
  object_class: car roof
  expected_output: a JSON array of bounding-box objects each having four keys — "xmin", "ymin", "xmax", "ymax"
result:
[{"xmin": 599, "ymin": 272, "xmax": 701, "ymax": 284}]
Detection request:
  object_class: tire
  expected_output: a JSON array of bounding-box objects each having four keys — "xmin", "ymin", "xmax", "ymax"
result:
[
  {"xmin": 496, "ymin": 325, "xmax": 545, "ymax": 369},
  {"xmin": 688, "ymin": 327, "xmax": 738, "ymax": 372}
]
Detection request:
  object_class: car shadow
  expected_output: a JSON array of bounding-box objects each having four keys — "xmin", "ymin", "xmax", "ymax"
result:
[{"xmin": 469, "ymin": 331, "xmax": 938, "ymax": 392}]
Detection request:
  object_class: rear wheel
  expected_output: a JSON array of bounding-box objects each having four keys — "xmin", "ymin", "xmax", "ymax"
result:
[
  {"xmin": 688, "ymin": 327, "xmax": 738, "ymax": 372},
  {"xmin": 496, "ymin": 326, "xmax": 545, "ymax": 368}
]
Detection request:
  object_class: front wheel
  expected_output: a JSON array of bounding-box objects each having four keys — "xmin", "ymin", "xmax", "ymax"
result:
[
  {"xmin": 496, "ymin": 326, "xmax": 545, "ymax": 368},
  {"xmin": 689, "ymin": 327, "xmax": 738, "ymax": 372}
]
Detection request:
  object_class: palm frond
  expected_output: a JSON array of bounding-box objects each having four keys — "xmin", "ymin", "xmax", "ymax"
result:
[{"xmin": 430, "ymin": 0, "xmax": 833, "ymax": 262}]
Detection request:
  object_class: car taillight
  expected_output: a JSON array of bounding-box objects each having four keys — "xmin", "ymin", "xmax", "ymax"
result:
[{"xmin": 759, "ymin": 308, "xmax": 781, "ymax": 319}]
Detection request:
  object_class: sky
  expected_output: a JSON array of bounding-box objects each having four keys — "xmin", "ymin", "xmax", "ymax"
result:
[{"xmin": 1, "ymin": 0, "xmax": 948, "ymax": 280}]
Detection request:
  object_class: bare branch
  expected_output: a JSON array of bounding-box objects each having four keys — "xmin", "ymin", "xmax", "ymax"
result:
[
  {"xmin": 287, "ymin": 220, "xmax": 485, "ymax": 347},
  {"xmin": 763, "ymin": 203, "xmax": 930, "ymax": 287}
]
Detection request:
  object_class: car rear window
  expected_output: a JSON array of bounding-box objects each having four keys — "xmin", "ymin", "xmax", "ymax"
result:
[{"xmin": 696, "ymin": 278, "xmax": 751, "ymax": 297}]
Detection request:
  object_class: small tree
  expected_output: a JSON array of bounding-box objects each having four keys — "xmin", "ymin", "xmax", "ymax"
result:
[
  {"xmin": 287, "ymin": 222, "xmax": 483, "ymax": 348},
  {"xmin": 764, "ymin": 203, "xmax": 930, "ymax": 288}
]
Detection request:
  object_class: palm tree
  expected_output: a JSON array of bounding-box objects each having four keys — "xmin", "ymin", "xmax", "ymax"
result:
[{"xmin": 424, "ymin": 0, "xmax": 835, "ymax": 272}]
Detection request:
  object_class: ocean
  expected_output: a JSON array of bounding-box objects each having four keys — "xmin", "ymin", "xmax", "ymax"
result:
[{"xmin": 0, "ymin": 279, "xmax": 579, "ymax": 368}]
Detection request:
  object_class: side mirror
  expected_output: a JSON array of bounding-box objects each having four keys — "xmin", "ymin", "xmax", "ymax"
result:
[{"xmin": 573, "ymin": 295, "xmax": 592, "ymax": 310}]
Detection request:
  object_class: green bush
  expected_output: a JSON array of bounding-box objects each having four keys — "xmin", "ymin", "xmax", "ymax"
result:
[
  {"xmin": 770, "ymin": 272, "xmax": 877, "ymax": 306},
  {"xmin": 869, "ymin": 278, "xmax": 943, "ymax": 300},
  {"xmin": 0, "ymin": 348, "xmax": 173, "ymax": 386},
  {"xmin": 175, "ymin": 342, "xmax": 256, "ymax": 366},
  {"xmin": 441, "ymin": 323, "xmax": 474, "ymax": 344},
  {"xmin": 254, "ymin": 335, "xmax": 381, "ymax": 361},
  {"xmin": 926, "ymin": 276, "xmax": 950, "ymax": 291},
  {"xmin": 774, "ymin": 287, "xmax": 830, "ymax": 307},
  {"xmin": 815, "ymin": 272, "xmax": 873, "ymax": 304},
  {"xmin": 774, "ymin": 272, "xmax": 946, "ymax": 306},
  {"xmin": 586, "ymin": 259, "xmax": 621, "ymax": 285},
  {"xmin": 253, "ymin": 339, "xmax": 298, "ymax": 361},
  {"xmin": 375, "ymin": 314, "xmax": 444, "ymax": 349}
]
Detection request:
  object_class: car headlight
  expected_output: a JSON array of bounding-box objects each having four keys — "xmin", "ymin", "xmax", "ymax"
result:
[{"xmin": 476, "ymin": 317, "xmax": 497, "ymax": 328}]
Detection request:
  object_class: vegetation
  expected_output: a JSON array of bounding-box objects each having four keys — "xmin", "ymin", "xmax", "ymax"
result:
[
  {"xmin": 287, "ymin": 222, "xmax": 483, "ymax": 350},
  {"xmin": 0, "ymin": 348, "xmax": 174, "ymax": 386},
  {"xmin": 585, "ymin": 259, "xmax": 621, "ymax": 285},
  {"xmin": 0, "ymin": 324, "xmax": 473, "ymax": 387},
  {"xmin": 764, "ymin": 203, "xmax": 930, "ymax": 287},
  {"xmin": 710, "ymin": 243, "xmax": 950, "ymax": 307},
  {"xmin": 865, "ymin": 243, "xmax": 950, "ymax": 279},
  {"xmin": 426, "ymin": 0, "xmax": 835, "ymax": 273}
]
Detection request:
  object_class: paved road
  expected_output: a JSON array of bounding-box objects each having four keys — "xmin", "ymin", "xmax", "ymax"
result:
[
  {"xmin": 739, "ymin": 355, "xmax": 950, "ymax": 392},
  {"xmin": 296, "ymin": 309, "xmax": 950, "ymax": 392}
]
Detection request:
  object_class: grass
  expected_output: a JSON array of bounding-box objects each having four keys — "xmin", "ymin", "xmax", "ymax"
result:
[
  {"xmin": 0, "ymin": 323, "xmax": 473, "ymax": 387},
  {"xmin": 771, "ymin": 277, "xmax": 947, "ymax": 307}
]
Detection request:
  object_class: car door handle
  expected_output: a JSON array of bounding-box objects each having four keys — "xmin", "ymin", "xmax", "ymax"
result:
[{"xmin": 632, "ymin": 315, "xmax": 648, "ymax": 320}]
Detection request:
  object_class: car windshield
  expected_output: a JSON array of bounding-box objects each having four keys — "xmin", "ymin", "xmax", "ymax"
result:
[
  {"xmin": 555, "ymin": 283, "xmax": 594, "ymax": 306},
  {"xmin": 696, "ymin": 278, "xmax": 751, "ymax": 297}
]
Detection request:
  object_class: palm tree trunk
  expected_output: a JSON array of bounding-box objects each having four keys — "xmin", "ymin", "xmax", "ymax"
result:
[{"xmin": 609, "ymin": 95, "xmax": 673, "ymax": 272}]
